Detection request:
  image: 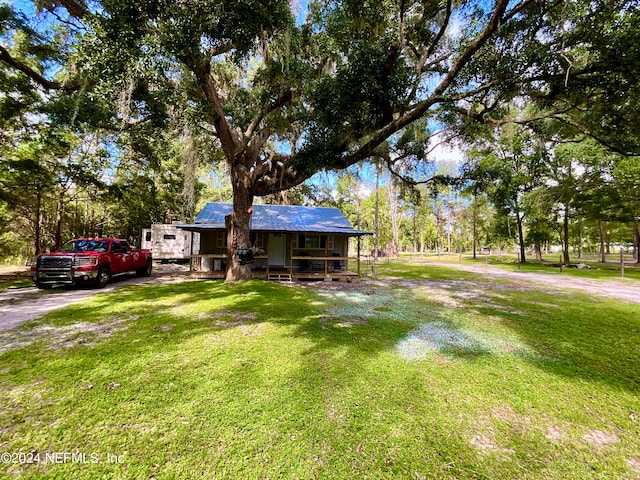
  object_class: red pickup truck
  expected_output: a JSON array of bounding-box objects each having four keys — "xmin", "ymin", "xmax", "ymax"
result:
[{"xmin": 31, "ymin": 238, "xmax": 153, "ymax": 289}]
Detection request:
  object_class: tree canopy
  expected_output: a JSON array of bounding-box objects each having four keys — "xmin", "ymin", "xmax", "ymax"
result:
[{"xmin": 1, "ymin": 0, "xmax": 639, "ymax": 279}]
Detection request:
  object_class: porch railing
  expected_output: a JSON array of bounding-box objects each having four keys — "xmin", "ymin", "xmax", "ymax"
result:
[
  {"xmin": 290, "ymin": 256, "xmax": 359, "ymax": 277},
  {"xmin": 189, "ymin": 254, "xmax": 360, "ymax": 277}
]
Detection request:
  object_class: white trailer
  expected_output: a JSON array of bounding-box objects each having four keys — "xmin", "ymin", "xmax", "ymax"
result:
[{"xmin": 141, "ymin": 223, "xmax": 200, "ymax": 262}]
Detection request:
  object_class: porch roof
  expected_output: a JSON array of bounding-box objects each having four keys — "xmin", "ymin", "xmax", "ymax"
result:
[{"xmin": 177, "ymin": 202, "xmax": 371, "ymax": 236}]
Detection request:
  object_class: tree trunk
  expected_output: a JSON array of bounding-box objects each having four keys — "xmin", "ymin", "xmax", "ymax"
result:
[
  {"xmin": 534, "ymin": 241, "xmax": 542, "ymax": 261},
  {"xmin": 98, "ymin": 210, "xmax": 106, "ymax": 238},
  {"xmin": 387, "ymin": 181, "xmax": 399, "ymax": 258},
  {"xmin": 374, "ymin": 164, "xmax": 379, "ymax": 262},
  {"xmin": 634, "ymin": 216, "xmax": 640, "ymax": 265},
  {"xmin": 83, "ymin": 195, "xmax": 88, "ymax": 237},
  {"xmin": 35, "ymin": 190, "xmax": 42, "ymax": 255},
  {"xmin": 562, "ymin": 204, "xmax": 570, "ymax": 265},
  {"xmin": 578, "ymin": 221, "xmax": 584, "ymax": 259},
  {"xmin": 225, "ymin": 180, "xmax": 254, "ymax": 282},
  {"xmin": 435, "ymin": 213, "xmax": 441, "ymax": 256},
  {"xmin": 516, "ymin": 212, "xmax": 526, "ymax": 264},
  {"xmin": 413, "ymin": 213, "xmax": 417, "ymax": 254},
  {"xmin": 89, "ymin": 208, "xmax": 95, "ymax": 237},
  {"xmin": 54, "ymin": 189, "xmax": 65, "ymax": 250},
  {"xmin": 598, "ymin": 220, "xmax": 606, "ymax": 263},
  {"xmin": 447, "ymin": 211, "xmax": 451, "ymax": 255},
  {"xmin": 472, "ymin": 192, "xmax": 478, "ymax": 260}
]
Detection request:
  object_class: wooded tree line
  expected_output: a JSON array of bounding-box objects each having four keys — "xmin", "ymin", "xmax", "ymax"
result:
[
  {"xmin": 325, "ymin": 127, "xmax": 640, "ymax": 265},
  {"xmin": 1, "ymin": 0, "xmax": 639, "ymax": 275}
]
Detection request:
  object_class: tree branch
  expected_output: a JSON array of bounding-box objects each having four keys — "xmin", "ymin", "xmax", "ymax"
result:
[
  {"xmin": 552, "ymin": 115, "xmax": 640, "ymax": 156},
  {"xmin": 0, "ymin": 45, "xmax": 84, "ymax": 93},
  {"xmin": 242, "ymin": 88, "xmax": 299, "ymax": 148},
  {"xmin": 417, "ymin": 0, "xmax": 453, "ymax": 73},
  {"xmin": 182, "ymin": 55, "xmax": 241, "ymax": 163},
  {"xmin": 336, "ymin": 0, "xmax": 513, "ymax": 169}
]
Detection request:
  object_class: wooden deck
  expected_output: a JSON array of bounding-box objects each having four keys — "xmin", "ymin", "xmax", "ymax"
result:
[
  {"xmin": 189, "ymin": 269, "xmax": 359, "ymax": 282},
  {"xmin": 188, "ymin": 254, "xmax": 361, "ymax": 282}
]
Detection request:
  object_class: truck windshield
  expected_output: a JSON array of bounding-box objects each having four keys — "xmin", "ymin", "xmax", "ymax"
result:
[{"xmin": 60, "ymin": 240, "xmax": 109, "ymax": 252}]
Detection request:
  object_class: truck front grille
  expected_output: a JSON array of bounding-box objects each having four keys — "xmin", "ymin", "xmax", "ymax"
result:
[{"xmin": 39, "ymin": 256, "xmax": 74, "ymax": 269}]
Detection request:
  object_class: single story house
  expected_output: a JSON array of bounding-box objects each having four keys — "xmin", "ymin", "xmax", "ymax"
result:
[{"xmin": 177, "ymin": 202, "xmax": 371, "ymax": 281}]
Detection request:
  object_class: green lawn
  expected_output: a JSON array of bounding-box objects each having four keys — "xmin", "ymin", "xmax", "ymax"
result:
[
  {"xmin": 1, "ymin": 262, "xmax": 639, "ymax": 479},
  {"xmin": 397, "ymin": 251, "xmax": 640, "ymax": 281},
  {"xmin": 0, "ymin": 267, "xmax": 32, "ymax": 292},
  {"xmin": 0, "ymin": 277, "xmax": 32, "ymax": 292}
]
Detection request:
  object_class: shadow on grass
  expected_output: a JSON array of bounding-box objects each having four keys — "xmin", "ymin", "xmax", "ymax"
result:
[
  {"xmin": 7, "ymin": 279, "xmax": 424, "ymax": 380},
  {"xmin": 9, "ymin": 272, "xmax": 640, "ymax": 396},
  {"xmin": 376, "ymin": 259, "xmax": 640, "ymax": 392},
  {"xmin": 3, "ymin": 275, "xmax": 640, "ymax": 479},
  {"xmin": 0, "ymin": 279, "xmax": 496, "ymax": 479},
  {"xmin": 466, "ymin": 288, "xmax": 640, "ymax": 393}
]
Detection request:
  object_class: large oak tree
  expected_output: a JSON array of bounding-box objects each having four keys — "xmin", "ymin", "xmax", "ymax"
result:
[{"xmin": 2, "ymin": 0, "xmax": 637, "ymax": 280}]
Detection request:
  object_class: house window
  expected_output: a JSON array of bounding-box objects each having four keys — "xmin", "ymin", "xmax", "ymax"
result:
[
  {"xmin": 216, "ymin": 231, "xmax": 227, "ymax": 248},
  {"xmin": 254, "ymin": 233, "xmax": 264, "ymax": 249},
  {"xmin": 298, "ymin": 235, "xmax": 331, "ymax": 250}
]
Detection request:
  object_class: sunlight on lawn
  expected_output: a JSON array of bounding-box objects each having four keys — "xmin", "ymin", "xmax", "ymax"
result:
[{"xmin": 1, "ymin": 267, "xmax": 639, "ymax": 479}]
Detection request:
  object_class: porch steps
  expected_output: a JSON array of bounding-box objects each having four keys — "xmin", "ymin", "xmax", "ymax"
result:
[{"xmin": 267, "ymin": 273, "xmax": 292, "ymax": 282}]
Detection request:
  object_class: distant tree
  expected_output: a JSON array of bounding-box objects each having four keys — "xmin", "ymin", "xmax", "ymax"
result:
[
  {"xmin": 3, "ymin": 0, "xmax": 639, "ymax": 279},
  {"xmin": 467, "ymin": 124, "xmax": 548, "ymax": 263},
  {"xmin": 612, "ymin": 157, "xmax": 640, "ymax": 263}
]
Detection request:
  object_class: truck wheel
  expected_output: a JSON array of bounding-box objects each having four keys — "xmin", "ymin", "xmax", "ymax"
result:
[
  {"xmin": 95, "ymin": 266, "xmax": 110, "ymax": 288},
  {"xmin": 35, "ymin": 281, "xmax": 52, "ymax": 290},
  {"xmin": 137, "ymin": 259, "xmax": 153, "ymax": 277}
]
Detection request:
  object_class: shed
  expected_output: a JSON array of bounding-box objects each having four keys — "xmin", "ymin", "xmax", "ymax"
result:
[{"xmin": 177, "ymin": 203, "xmax": 371, "ymax": 281}]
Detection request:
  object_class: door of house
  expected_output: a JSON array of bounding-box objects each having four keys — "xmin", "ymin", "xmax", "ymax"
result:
[{"xmin": 269, "ymin": 234, "xmax": 286, "ymax": 267}]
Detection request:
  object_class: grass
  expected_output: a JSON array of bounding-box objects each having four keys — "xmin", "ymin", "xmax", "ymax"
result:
[
  {"xmin": 0, "ymin": 265, "xmax": 33, "ymax": 292},
  {"xmin": 1, "ymin": 263, "xmax": 639, "ymax": 479},
  {"xmin": 0, "ymin": 277, "xmax": 33, "ymax": 292},
  {"xmin": 396, "ymin": 251, "xmax": 640, "ymax": 281}
]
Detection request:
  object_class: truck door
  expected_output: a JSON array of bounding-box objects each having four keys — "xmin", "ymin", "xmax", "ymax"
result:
[{"xmin": 110, "ymin": 241, "xmax": 125, "ymax": 274}]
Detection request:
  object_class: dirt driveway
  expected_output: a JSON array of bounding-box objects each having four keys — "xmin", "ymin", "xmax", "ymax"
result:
[
  {"xmin": 420, "ymin": 260, "xmax": 640, "ymax": 305},
  {"xmin": 0, "ymin": 263, "xmax": 192, "ymax": 331}
]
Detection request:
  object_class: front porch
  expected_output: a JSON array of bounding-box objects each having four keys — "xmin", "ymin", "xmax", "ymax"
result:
[{"xmin": 188, "ymin": 253, "xmax": 361, "ymax": 282}]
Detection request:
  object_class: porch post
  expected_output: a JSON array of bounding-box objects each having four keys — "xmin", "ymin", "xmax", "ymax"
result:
[
  {"xmin": 289, "ymin": 235, "xmax": 294, "ymax": 278},
  {"xmin": 325, "ymin": 238, "xmax": 328, "ymax": 276},
  {"xmin": 357, "ymin": 236, "xmax": 361, "ymax": 277},
  {"xmin": 266, "ymin": 234, "xmax": 270, "ymax": 278}
]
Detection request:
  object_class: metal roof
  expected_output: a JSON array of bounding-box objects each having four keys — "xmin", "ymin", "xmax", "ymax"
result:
[{"xmin": 179, "ymin": 202, "xmax": 371, "ymax": 235}]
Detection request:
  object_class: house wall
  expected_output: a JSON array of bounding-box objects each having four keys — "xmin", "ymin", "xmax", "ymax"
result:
[
  {"xmin": 200, "ymin": 231, "xmax": 227, "ymax": 255},
  {"xmin": 195, "ymin": 231, "xmax": 355, "ymax": 274},
  {"xmin": 288, "ymin": 234, "xmax": 350, "ymax": 273}
]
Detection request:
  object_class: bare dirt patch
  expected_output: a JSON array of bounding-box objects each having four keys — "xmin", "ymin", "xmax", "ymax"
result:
[
  {"xmin": 626, "ymin": 458, "xmax": 640, "ymax": 474},
  {"xmin": 490, "ymin": 404, "xmax": 532, "ymax": 434},
  {"xmin": 320, "ymin": 316, "xmax": 368, "ymax": 328},
  {"xmin": 469, "ymin": 433, "xmax": 515, "ymax": 456},
  {"xmin": 0, "ymin": 317, "xmax": 131, "ymax": 354},
  {"xmin": 545, "ymin": 425, "xmax": 567, "ymax": 443},
  {"xmin": 583, "ymin": 429, "xmax": 621, "ymax": 447}
]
